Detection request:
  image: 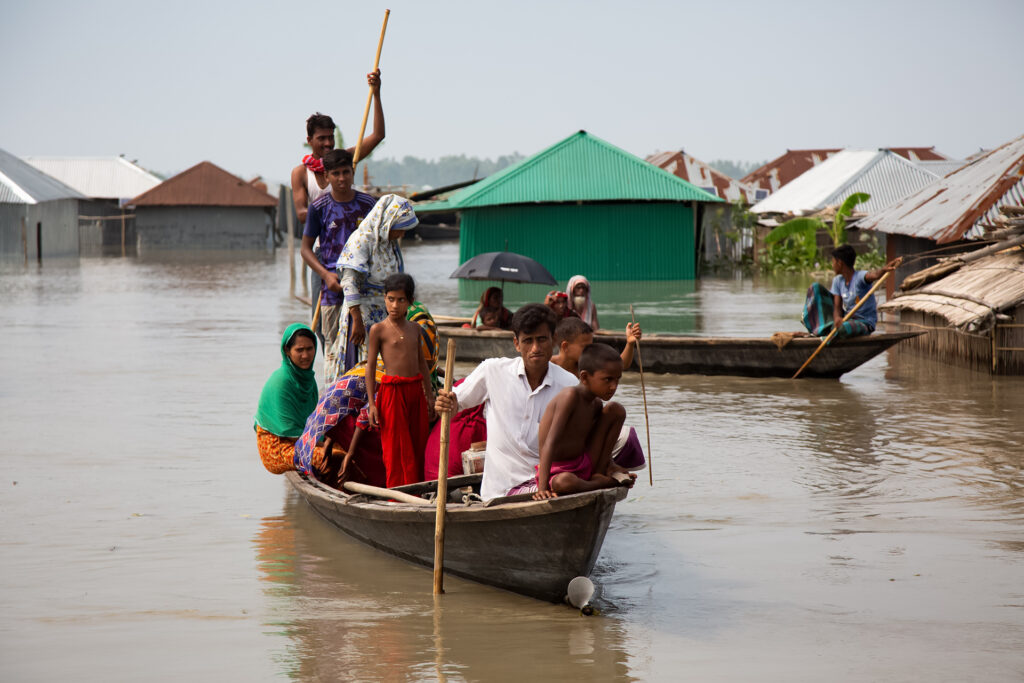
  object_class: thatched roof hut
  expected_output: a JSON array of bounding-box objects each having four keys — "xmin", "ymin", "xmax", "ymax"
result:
[{"xmin": 880, "ymin": 246, "xmax": 1024, "ymax": 373}]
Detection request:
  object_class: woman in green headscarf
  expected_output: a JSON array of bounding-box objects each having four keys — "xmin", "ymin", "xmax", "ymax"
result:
[{"xmin": 255, "ymin": 323, "xmax": 321, "ymax": 474}]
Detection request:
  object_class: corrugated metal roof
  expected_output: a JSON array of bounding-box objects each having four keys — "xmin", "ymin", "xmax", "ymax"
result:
[
  {"xmin": 0, "ymin": 148, "xmax": 85, "ymax": 204},
  {"xmin": 646, "ymin": 150, "xmax": 760, "ymax": 202},
  {"xmin": 425, "ymin": 131, "xmax": 719, "ymax": 211},
  {"xmin": 742, "ymin": 147, "xmax": 949, "ymax": 193},
  {"xmin": 857, "ymin": 134, "xmax": 1024, "ymax": 244},
  {"xmin": 24, "ymin": 156, "xmax": 161, "ymax": 200},
  {"xmin": 914, "ymin": 159, "xmax": 968, "ymax": 178},
  {"xmin": 128, "ymin": 161, "xmax": 277, "ymax": 208},
  {"xmin": 750, "ymin": 150, "xmax": 942, "ymax": 215}
]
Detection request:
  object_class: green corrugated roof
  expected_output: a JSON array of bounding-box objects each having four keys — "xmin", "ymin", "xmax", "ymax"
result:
[{"xmin": 415, "ymin": 130, "xmax": 721, "ymax": 213}]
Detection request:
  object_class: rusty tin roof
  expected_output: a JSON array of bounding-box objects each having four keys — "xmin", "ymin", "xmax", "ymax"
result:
[
  {"xmin": 646, "ymin": 150, "xmax": 761, "ymax": 203},
  {"xmin": 857, "ymin": 134, "xmax": 1024, "ymax": 244},
  {"xmin": 742, "ymin": 147, "xmax": 948, "ymax": 193},
  {"xmin": 129, "ymin": 161, "xmax": 277, "ymax": 208}
]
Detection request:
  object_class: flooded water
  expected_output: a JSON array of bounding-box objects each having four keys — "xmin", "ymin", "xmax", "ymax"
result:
[{"xmin": 2, "ymin": 240, "xmax": 1022, "ymax": 681}]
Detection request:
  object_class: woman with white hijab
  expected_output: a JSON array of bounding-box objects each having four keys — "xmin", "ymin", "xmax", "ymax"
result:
[
  {"xmin": 565, "ymin": 274, "xmax": 599, "ymax": 329},
  {"xmin": 326, "ymin": 194, "xmax": 419, "ymax": 383}
]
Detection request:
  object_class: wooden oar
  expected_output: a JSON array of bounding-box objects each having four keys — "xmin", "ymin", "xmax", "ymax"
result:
[
  {"xmin": 434, "ymin": 338, "xmax": 456, "ymax": 595},
  {"xmin": 792, "ymin": 270, "xmax": 894, "ymax": 379},
  {"xmin": 353, "ymin": 9, "xmax": 390, "ymax": 166},
  {"xmin": 630, "ymin": 305, "xmax": 653, "ymax": 486}
]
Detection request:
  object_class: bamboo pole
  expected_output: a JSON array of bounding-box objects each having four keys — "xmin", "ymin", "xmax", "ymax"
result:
[
  {"xmin": 353, "ymin": 9, "xmax": 390, "ymax": 167},
  {"xmin": 434, "ymin": 338, "xmax": 456, "ymax": 595},
  {"xmin": 792, "ymin": 270, "xmax": 894, "ymax": 379},
  {"xmin": 630, "ymin": 305, "xmax": 653, "ymax": 486},
  {"xmin": 120, "ymin": 210, "xmax": 126, "ymax": 257}
]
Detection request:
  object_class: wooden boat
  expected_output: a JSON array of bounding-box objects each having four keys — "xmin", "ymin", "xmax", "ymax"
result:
[
  {"xmin": 434, "ymin": 321, "xmax": 923, "ymax": 379},
  {"xmin": 285, "ymin": 471, "xmax": 628, "ymax": 602}
]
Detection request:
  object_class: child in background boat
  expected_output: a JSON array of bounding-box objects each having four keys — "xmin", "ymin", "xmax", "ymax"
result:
[
  {"xmin": 534, "ymin": 344, "xmax": 636, "ymax": 500},
  {"xmin": 476, "ymin": 306, "xmax": 502, "ymax": 330},
  {"xmin": 470, "ymin": 287, "xmax": 512, "ymax": 330},
  {"xmin": 365, "ymin": 273, "xmax": 435, "ymax": 487}
]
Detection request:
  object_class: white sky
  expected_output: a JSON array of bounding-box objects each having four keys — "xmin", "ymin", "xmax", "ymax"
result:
[{"xmin": 2, "ymin": 0, "xmax": 1021, "ymax": 185}]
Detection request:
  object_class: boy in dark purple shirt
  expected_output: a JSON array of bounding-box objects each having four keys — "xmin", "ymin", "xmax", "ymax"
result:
[{"xmin": 301, "ymin": 148, "xmax": 377, "ymax": 376}]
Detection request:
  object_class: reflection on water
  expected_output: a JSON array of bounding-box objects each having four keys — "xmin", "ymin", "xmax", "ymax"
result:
[{"xmin": 2, "ymin": 242, "xmax": 1023, "ymax": 681}]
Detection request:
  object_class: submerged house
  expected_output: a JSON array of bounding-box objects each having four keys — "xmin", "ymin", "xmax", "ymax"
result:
[
  {"xmin": 415, "ymin": 131, "xmax": 721, "ymax": 280},
  {"xmin": 25, "ymin": 155, "xmax": 161, "ymax": 253},
  {"xmin": 128, "ymin": 161, "xmax": 277, "ymax": 253},
  {"xmin": 646, "ymin": 150, "xmax": 762, "ymax": 264},
  {"xmin": 857, "ymin": 133, "xmax": 1024, "ymax": 293},
  {"xmin": 0, "ymin": 147, "xmax": 85, "ymax": 260}
]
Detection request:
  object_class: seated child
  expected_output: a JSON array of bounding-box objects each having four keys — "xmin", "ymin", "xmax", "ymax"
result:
[
  {"xmin": 534, "ymin": 343, "xmax": 636, "ymax": 499},
  {"xmin": 471, "ymin": 286, "xmax": 512, "ymax": 329},
  {"xmin": 552, "ymin": 317, "xmax": 644, "ymax": 374},
  {"xmin": 476, "ymin": 305, "xmax": 502, "ymax": 330},
  {"xmin": 365, "ymin": 273, "xmax": 436, "ymax": 488}
]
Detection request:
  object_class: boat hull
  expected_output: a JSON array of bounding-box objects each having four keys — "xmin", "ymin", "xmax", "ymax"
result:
[
  {"xmin": 286, "ymin": 472, "xmax": 627, "ymax": 602},
  {"xmin": 436, "ymin": 326, "xmax": 923, "ymax": 379}
]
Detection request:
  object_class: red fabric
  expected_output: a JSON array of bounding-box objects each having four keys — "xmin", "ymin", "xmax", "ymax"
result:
[
  {"xmin": 424, "ymin": 378, "xmax": 488, "ymax": 480},
  {"xmin": 377, "ymin": 375, "xmax": 429, "ymax": 488},
  {"xmin": 325, "ymin": 415, "xmax": 386, "ymax": 487},
  {"xmin": 302, "ymin": 154, "xmax": 324, "ymax": 174}
]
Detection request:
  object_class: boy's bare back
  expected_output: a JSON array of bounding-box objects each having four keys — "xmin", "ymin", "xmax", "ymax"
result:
[
  {"xmin": 372, "ymin": 318, "xmax": 421, "ymax": 377},
  {"xmin": 539, "ymin": 385, "xmax": 602, "ymax": 464}
]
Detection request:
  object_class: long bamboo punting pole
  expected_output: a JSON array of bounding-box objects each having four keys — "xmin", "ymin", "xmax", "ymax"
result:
[
  {"xmin": 434, "ymin": 338, "xmax": 456, "ymax": 595},
  {"xmin": 792, "ymin": 270, "xmax": 894, "ymax": 379},
  {"xmin": 353, "ymin": 10, "xmax": 390, "ymax": 166},
  {"xmin": 630, "ymin": 305, "xmax": 653, "ymax": 486}
]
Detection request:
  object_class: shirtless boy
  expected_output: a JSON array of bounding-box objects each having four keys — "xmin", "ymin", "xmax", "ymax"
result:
[
  {"xmin": 534, "ymin": 344, "xmax": 635, "ymax": 500},
  {"xmin": 365, "ymin": 273, "xmax": 435, "ymax": 487},
  {"xmin": 552, "ymin": 317, "xmax": 643, "ymax": 376}
]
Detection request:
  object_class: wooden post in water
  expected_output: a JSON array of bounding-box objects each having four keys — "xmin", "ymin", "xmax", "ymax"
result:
[
  {"xmin": 287, "ymin": 195, "xmax": 296, "ymax": 297},
  {"xmin": 120, "ymin": 211, "xmax": 126, "ymax": 257},
  {"xmin": 434, "ymin": 338, "xmax": 456, "ymax": 595}
]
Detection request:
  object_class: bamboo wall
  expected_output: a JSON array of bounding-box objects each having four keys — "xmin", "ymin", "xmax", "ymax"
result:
[{"xmin": 895, "ymin": 307, "xmax": 1024, "ymax": 375}]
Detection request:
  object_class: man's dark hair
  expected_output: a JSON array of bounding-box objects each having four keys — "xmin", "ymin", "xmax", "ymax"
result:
[
  {"xmin": 579, "ymin": 343, "xmax": 621, "ymax": 374},
  {"xmin": 306, "ymin": 112, "xmax": 336, "ymax": 137},
  {"xmin": 555, "ymin": 317, "xmax": 593, "ymax": 345},
  {"xmin": 511, "ymin": 303, "xmax": 557, "ymax": 339},
  {"xmin": 384, "ymin": 273, "xmax": 415, "ymax": 300},
  {"xmin": 285, "ymin": 327, "xmax": 317, "ymax": 350},
  {"xmin": 832, "ymin": 244, "xmax": 856, "ymax": 268},
  {"xmin": 323, "ymin": 149, "xmax": 354, "ymax": 173}
]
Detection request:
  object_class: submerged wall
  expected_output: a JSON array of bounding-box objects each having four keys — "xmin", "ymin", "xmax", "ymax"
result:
[{"xmin": 135, "ymin": 206, "xmax": 273, "ymax": 253}]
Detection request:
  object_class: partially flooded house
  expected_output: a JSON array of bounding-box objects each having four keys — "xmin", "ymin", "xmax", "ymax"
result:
[
  {"xmin": 646, "ymin": 150, "xmax": 762, "ymax": 265},
  {"xmin": 0, "ymin": 147, "xmax": 85, "ymax": 260},
  {"xmin": 414, "ymin": 130, "xmax": 721, "ymax": 280},
  {"xmin": 128, "ymin": 161, "xmax": 277, "ymax": 254},
  {"xmin": 878, "ymin": 244, "xmax": 1024, "ymax": 374},
  {"xmin": 25, "ymin": 155, "xmax": 161, "ymax": 254},
  {"xmin": 857, "ymin": 133, "xmax": 1024, "ymax": 294}
]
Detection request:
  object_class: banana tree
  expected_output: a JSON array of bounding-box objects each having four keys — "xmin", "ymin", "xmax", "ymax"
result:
[
  {"xmin": 763, "ymin": 192, "xmax": 872, "ymax": 267},
  {"xmin": 829, "ymin": 192, "xmax": 870, "ymax": 247}
]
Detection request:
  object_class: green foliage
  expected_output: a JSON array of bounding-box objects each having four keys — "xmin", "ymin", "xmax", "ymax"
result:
[{"xmin": 829, "ymin": 192, "xmax": 870, "ymax": 247}]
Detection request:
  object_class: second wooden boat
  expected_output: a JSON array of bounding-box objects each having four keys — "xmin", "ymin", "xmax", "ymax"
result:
[{"xmin": 434, "ymin": 323, "xmax": 923, "ymax": 379}]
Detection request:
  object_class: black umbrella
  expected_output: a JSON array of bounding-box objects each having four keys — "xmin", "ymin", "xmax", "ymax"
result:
[{"xmin": 449, "ymin": 251, "xmax": 558, "ymax": 288}]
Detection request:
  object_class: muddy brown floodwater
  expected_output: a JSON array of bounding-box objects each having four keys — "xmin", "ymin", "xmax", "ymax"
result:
[{"xmin": 1, "ymin": 240, "xmax": 1022, "ymax": 681}]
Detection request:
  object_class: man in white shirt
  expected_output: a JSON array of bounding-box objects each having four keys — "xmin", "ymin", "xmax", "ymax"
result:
[{"xmin": 434, "ymin": 304, "xmax": 577, "ymax": 500}]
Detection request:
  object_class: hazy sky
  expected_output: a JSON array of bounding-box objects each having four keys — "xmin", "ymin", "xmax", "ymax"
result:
[{"xmin": 2, "ymin": 0, "xmax": 1021, "ymax": 185}]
